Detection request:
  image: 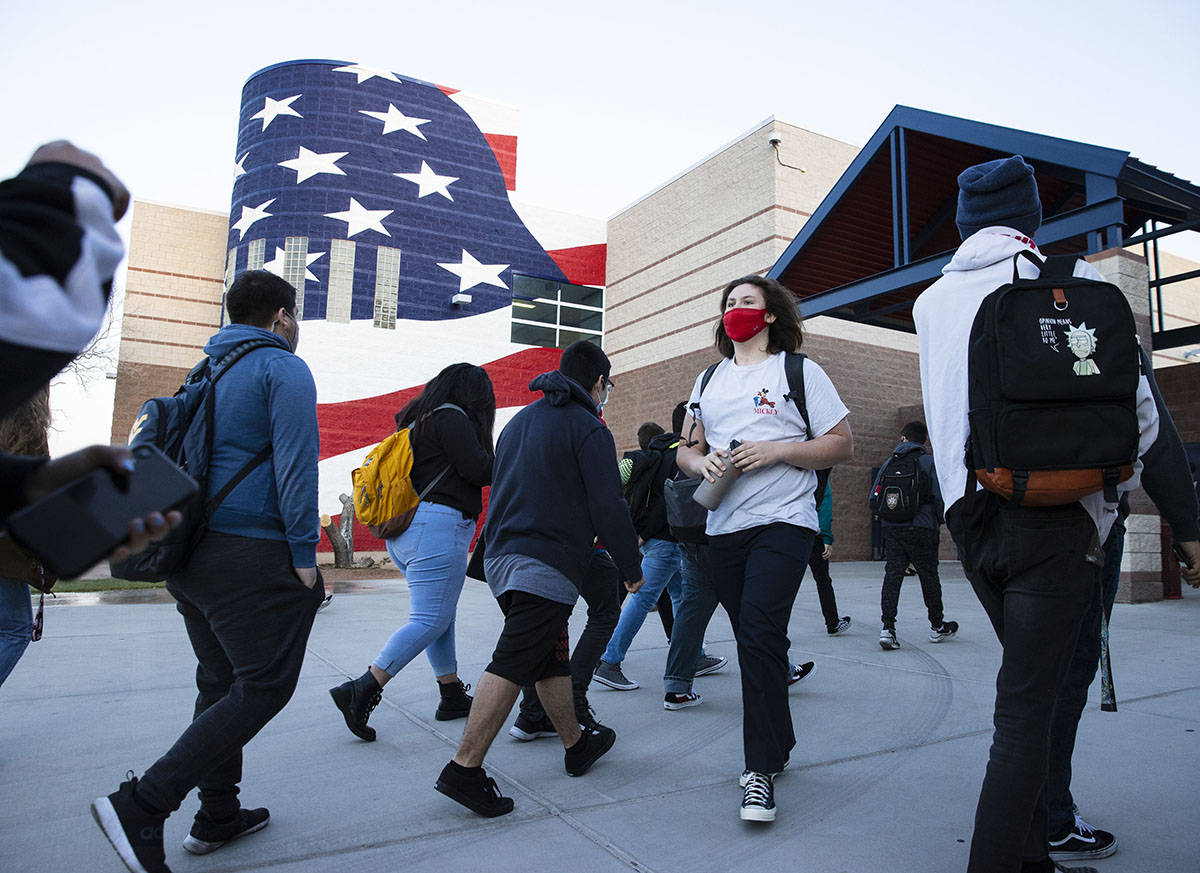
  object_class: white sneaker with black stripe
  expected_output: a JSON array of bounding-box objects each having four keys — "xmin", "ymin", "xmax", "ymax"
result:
[{"xmin": 739, "ymin": 771, "xmax": 775, "ymax": 821}]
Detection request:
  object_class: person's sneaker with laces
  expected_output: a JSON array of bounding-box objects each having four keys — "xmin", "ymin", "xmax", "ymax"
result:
[
  {"xmin": 564, "ymin": 723, "xmax": 616, "ymax": 776},
  {"xmin": 693, "ymin": 653, "xmax": 727, "ymax": 676},
  {"xmin": 593, "ymin": 660, "xmax": 638, "ymax": 690},
  {"xmin": 434, "ymin": 679, "xmax": 473, "ymax": 721},
  {"xmin": 182, "ymin": 807, "xmax": 269, "ymax": 855},
  {"xmin": 828, "ymin": 616, "xmax": 852, "ymax": 635},
  {"xmin": 91, "ymin": 772, "xmax": 171, "ymax": 873},
  {"xmin": 509, "ymin": 711, "xmax": 557, "ymax": 741},
  {"xmin": 788, "ymin": 661, "xmax": 815, "ymax": 686},
  {"xmin": 664, "ymin": 690, "xmax": 703, "ymax": 710},
  {"xmin": 1048, "ymin": 814, "xmax": 1117, "ymax": 861},
  {"xmin": 928, "ymin": 620, "xmax": 959, "ymax": 643},
  {"xmin": 879, "ymin": 627, "xmax": 900, "ymax": 650},
  {"xmin": 329, "ymin": 672, "xmax": 383, "ymax": 741},
  {"xmin": 739, "ymin": 771, "xmax": 776, "ymax": 822},
  {"xmin": 740, "ymin": 759, "xmax": 788, "ymax": 787},
  {"xmin": 435, "ymin": 761, "xmax": 514, "ymax": 817}
]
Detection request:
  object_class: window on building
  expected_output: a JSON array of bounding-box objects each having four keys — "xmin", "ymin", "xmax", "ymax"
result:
[
  {"xmin": 510, "ymin": 274, "xmax": 604, "ymax": 349},
  {"xmin": 247, "ymin": 238, "xmax": 266, "ymax": 271},
  {"xmin": 283, "ymin": 236, "xmax": 309, "ymax": 318},
  {"xmin": 327, "ymin": 239, "xmax": 356, "ymax": 324},
  {"xmin": 374, "ymin": 246, "xmax": 402, "ymax": 329}
]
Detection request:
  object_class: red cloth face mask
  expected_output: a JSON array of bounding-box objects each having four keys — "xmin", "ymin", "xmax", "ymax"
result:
[{"xmin": 722, "ymin": 307, "xmax": 768, "ymax": 342}]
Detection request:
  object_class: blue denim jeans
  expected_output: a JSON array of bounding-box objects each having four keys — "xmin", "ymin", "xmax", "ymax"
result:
[
  {"xmin": 664, "ymin": 543, "xmax": 719, "ymax": 694},
  {"xmin": 601, "ymin": 538, "xmax": 682, "ymax": 666},
  {"xmin": 375, "ymin": 502, "xmax": 475, "ymax": 678},
  {"xmin": 1045, "ymin": 517, "xmax": 1125, "ymax": 835},
  {"xmin": 0, "ymin": 578, "xmax": 32, "ymax": 687}
]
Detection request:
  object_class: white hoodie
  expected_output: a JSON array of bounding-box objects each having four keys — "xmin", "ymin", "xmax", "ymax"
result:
[{"xmin": 912, "ymin": 227, "xmax": 1158, "ymax": 543}]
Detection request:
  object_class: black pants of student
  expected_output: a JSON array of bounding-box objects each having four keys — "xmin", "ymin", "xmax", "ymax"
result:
[
  {"xmin": 1045, "ymin": 516, "xmax": 1124, "ymax": 836},
  {"xmin": 949, "ymin": 499, "xmax": 1097, "ymax": 873},
  {"xmin": 806, "ymin": 538, "xmax": 842, "ymax": 632},
  {"xmin": 881, "ymin": 525, "xmax": 943, "ymax": 630},
  {"xmin": 136, "ymin": 533, "xmax": 323, "ymax": 819},
  {"xmin": 707, "ymin": 522, "xmax": 813, "ymax": 775},
  {"xmin": 519, "ymin": 551, "xmax": 621, "ymax": 720}
]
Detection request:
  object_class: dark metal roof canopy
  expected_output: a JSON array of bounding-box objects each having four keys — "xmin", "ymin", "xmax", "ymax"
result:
[{"xmin": 768, "ymin": 106, "xmax": 1200, "ymax": 351}]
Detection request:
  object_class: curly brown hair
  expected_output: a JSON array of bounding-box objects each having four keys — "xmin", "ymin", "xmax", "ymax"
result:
[
  {"xmin": 714, "ymin": 275, "xmax": 804, "ymax": 359},
  {"xmin": 0, "ymin": 386, "xmax": 51, "ymax": 456}
]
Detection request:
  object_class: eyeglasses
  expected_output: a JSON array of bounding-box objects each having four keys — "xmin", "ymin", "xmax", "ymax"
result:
[{"xmin": 601, "ymin": 376, "xmax": 616, "ymax": 391}]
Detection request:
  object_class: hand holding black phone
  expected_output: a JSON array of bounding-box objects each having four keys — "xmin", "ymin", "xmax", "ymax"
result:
[{"xmin": 6, "ymin": 444, "xmax": 197, "ymax": 579}]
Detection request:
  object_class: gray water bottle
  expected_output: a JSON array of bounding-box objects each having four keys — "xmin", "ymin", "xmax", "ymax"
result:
[{"xmin": 693, "ymin": 440, "xmax": 742, "ymax": 510}]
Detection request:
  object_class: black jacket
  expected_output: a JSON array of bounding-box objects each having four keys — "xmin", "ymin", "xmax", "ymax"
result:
[{"xmin": 409, "ymin": 406, "xmax": 493, "ymax": 519}]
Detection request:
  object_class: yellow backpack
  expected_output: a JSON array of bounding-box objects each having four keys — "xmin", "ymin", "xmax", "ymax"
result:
[{"xmin": 351, "ymin": 403, "xmax": 463, "ymax": 537}]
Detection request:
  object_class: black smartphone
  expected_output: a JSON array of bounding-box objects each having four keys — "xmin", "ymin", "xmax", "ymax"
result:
[
  {"xmin": 6, "ymin": 444, "xmax": 198, "ymax": 579},
  {"xmin": 1173, "ymin": 543, "xmax": 1194, "ymax": 570}
]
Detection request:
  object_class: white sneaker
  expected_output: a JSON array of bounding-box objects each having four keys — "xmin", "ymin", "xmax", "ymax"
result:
[{"xmin": 879, "ymin": 628, "xmax": 900, "ymax": 650}]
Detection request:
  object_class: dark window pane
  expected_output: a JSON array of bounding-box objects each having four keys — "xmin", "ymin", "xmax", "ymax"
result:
[
  {"xmin": 559, "ymin": 284, "xmax": 603, "ymax": 307},
  {"xmin": 511, "ymin": 299, "xmax": 557, "ymax": 324},
  {"xmin": 558, "ymin": 329, "xmax": 601, "ymax": 349},
  {"xmin": 558, "ymin": 306, "xmax": 603, "ymax": 330},
  {"xmin": 512, "ymin": 273, "xmax": 557, "ymax": 301},
  {"xmin": 511, "ymin": 322, "xmax": 557, "ymax": 348}
]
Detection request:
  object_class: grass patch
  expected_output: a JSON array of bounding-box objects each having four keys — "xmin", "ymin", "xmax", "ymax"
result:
[{"xmin": 49, "ymin": 578, "xmax": 166, "ymax": 593}]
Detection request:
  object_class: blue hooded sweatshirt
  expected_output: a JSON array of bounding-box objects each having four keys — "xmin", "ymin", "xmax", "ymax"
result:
[
  {"xmin": 483, "ymin": 370, "xmax": 641, "ymax": 589},
  {"xmin": 203, "ymin": 324, "xmax": 319, "ymax": 566}
]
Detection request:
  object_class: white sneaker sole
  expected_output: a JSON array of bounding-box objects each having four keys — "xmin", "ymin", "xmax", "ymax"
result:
[
  {"xmin": 740, "ymin": 804, "xmax": 776, "ymax": 822},
  {"xmin": 181, "ymin": 815, "xmax": 269, "ymax": 855},
  {"xmin": 693, "ymin": 657, "xmax": 727, "ymax": 676},
  {"xmin": 879, "ymin": 638, "xmax": 900, "ymax": 650},
  {"xmin": 508, "ymin": 725, "xmax": 557, "ymax": 741},
  {"xmin": 664, "ymin": 695, "xmax": 702, "ymax": 710},
  {"xmin": 91, "ymin": 796, "xmax": 151, "ymax": 873},
  {"xmin": 928, "ymin": 632, "xmax": 956, "ymax": 643}
]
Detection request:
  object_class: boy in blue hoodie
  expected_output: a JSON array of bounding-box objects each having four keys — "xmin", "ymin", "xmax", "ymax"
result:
[
  {"xmin": 92, "ymin": 271, "xmax": 322, "ymax": 873},
  {"xmin": 436, "ymin": 341, "xmax": 643, "ymax": 817}
]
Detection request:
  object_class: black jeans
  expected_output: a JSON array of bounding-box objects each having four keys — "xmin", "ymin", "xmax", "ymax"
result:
[
  {"xmin": 805, "ymin": 538, "xmax": 842, "ymax": 631},
  {"xmin": 707, "ymin": 522, "xmax": 814, "ymax": 775},
  {"xmin": 519, "ymin": 550, "xmax": 621, "ymax": 720},
  {"xmin": 949, "ymin": 498, "xmax": 1097, "ymax": 873},
  {"xmin": 137, "ymin": 533, "xmax": 323, "ymax": 818},
  {"xmin": 881, "ymin": 525, "xmax": 944, "ymax": 629},
  {"xmin": 1045, "ymin": 517, "xmax": 1125, "ymax": 835}
]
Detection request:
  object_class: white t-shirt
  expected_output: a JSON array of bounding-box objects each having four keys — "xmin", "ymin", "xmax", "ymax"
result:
[{"xmin": 688, "ymin": 352, "xmax": 849, "ymax": 536}]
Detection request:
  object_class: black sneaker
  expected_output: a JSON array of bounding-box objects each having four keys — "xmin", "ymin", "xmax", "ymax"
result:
[
  {"xmin": 788, "ymin": 661, "xmax": 815, "ymax": 686},
  {"xmin": 693, "ymin": 654, "xmax": 727, "ymax": 676},
  {"xmin": 1048, "ymin": 815, "xmax": 1117, "ymax": 861},
  {"xmin": 91, "ymin": 772, "xmax": 171, "ymax": 873},
  {"xmin": 827, "ymin": 616, "xmax": 851, "ymax": 635},
  {"xmin": 564, "ymin": 723, "xmax": 616, "ymax": 776},
  {"xmin": 929, "ymin": 620, "xmax": 959, "ymax": 643},
  {"xmin": 509, "ymin": 711, "xmax": 557, "ymax": 741},
  {"xmin": 182, "ymin": 807, "xmax": 269, "ymax": 855},
  {"xmin": 739, "ymin": 771, "xmax": 775, "ymax": 822},
  {"xmin": 434, "ymin": 679, "xmax": 473, "ymax": 721},
  {"xmin": 435, "ymin": 762, "xmax": 514, "ymax": 817},
  {"xmin": 329, "ymin": 671, "xmax": 383, "ymax": 741}
]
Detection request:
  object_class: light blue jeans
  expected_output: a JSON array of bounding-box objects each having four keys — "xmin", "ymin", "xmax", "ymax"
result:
[
  {"xmin": 0, "ymin": 578, "xmax": 33, "ymax": 687},
  {"xmin": 601, "ymin": 538, "xmax": 683, "ymax": 666},
  {"xmin": 374, "ymin": 502, "xmax": 475, "ymax": 678}
]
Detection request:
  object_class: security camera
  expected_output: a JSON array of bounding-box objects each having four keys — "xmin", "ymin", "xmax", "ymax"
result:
[{"xmin": 768, "ymin": 135, "xmax": 782, "ymax": 147}]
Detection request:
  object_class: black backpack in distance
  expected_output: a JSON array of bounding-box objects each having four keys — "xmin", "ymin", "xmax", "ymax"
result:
[
  {"xmin": 622, "ymin": 432, "xmax": 678, "ymax": 541},
  {"xmin": 967, "ymin": 252, "xmax": 1140, "ymax": 506},
  {"xmin": 870, "ymin": 450, "xmax": 922, "ymax": 523}
]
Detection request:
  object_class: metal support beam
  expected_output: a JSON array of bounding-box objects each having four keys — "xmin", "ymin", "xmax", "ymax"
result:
[
  {"xmin": 910, "ymin": 192, "xmax": 957, "ymax": 256},
  {"xmin": 1124, "ymin": 216, "xmax": 1200, "ymax": 246},
  {"xmin": 889, "ymin": 130, "xmax": 902, "ymax": 268},
  {"xmin": 1149, "ymin": 267, "xmax": 1200, "ymax": 289},
  {"xmin": 1151, "ymin": 324, "xmax": 1200, "ymax": 351},
  {"xmin": 898, "ymin": 128, "xmax": 911, "ymax": 264}
]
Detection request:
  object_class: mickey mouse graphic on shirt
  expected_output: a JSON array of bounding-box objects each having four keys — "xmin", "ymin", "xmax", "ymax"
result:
[
  {"xmin": 753, "ymin": 388, "xmax": 778, "ymax": 414},
  {"xmin": 1065, "ymin": 322, "xmax": 1100, "ymax": 376}
]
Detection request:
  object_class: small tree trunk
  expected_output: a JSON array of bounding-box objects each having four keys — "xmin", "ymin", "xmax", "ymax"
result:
[
  {"xmin": 338, "ymin": 493, "xmax": 355, "ymax": 566},
  {"xmin": 321, "ymin": 513, "xmax": 351, "ymax": 568}
]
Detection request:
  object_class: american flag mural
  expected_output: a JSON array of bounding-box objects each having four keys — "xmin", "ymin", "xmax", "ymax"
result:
[{"xmin": 227, "ymin": 60, "xmax": 606, "ymax": 550}]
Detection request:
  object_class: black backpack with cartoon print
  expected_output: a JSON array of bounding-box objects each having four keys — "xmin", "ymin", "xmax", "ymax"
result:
[{"xmin": 966, "ymin": 252, "xmax": 1140, "ymax": 506}]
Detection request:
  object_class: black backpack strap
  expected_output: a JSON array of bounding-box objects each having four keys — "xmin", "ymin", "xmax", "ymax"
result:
[
  {"xmin": 1038, "ymin": 254, "xmax": 1081, "ymax": 282},
  {"xmin": 201, "ymin": 444, "xmax": 273, "ymax": 523},
  {"xmin": 685, "ymin": 362, "xmax": 722, "ymax": 448},
  {"xmin": 1011, "ymin": 250, "xmax": 1045, "ymax": 282},
  {"xmin": 782, "ymin": 352, "xmax": 813, "ymax": 440}
]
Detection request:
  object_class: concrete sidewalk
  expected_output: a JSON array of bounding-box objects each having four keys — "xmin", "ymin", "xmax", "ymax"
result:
[{"xmin": 1, "ymin": 561, "xmax": 1196, "ymax": 873}]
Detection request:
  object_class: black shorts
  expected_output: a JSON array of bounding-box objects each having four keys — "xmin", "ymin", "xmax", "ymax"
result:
[{"xmin": 486, "ymin": 590, "xmax": 573, "ymax": 686}]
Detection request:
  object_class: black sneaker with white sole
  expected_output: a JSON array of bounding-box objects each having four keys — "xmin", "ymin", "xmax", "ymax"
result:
[
  {"xmin": 788, "ymin": 661, "xmax": 814, "ymax": 686},
  {"xmin": 929, "ymin": 620, "xmax": 959, "ymax": 643},
  {"xmin": 435, "ymin": 761, "xmax": 514, "ymax": 817},
  {"xmin": 1048, "ymin": 815, "xmax": 1117, "ymax": 861},
  {"xmin": 694, "ymin": 654, "xmax": 727, "ymax": 676},
  {"xmin": 509, "ymin": 711, "xmax": 557, "ymax": 741},
  {"xmin": 664, "ymin": 690, "xmax": 703, "ymax": 710},
  {"xmin": 739, "ymin": 771, "xmax": 775, "ymax": 822},
  {"xmin": 593, "ymin": 661, "xmax": 638, "ymax": 690},
  {"xmin": 91, "ymin": 772, "xmax": 170, "ymax": 873},
  {"xmin": 564, "ymin": 723, "xmax": 616, "ymax": 776},
  {"xmin": 182, "ymin": 807, "xmax": 269, "ymax": 855}
]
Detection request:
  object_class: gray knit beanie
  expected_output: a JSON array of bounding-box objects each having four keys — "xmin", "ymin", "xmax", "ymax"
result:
[{"xmin": 956, "ymin": 155, "xmax": 1042, "ymax": 240}]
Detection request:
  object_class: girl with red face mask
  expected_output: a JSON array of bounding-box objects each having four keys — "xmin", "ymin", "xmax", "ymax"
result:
[{"xmin": 674, "ymin": 275, "xmax": 853, "ymax": 824}]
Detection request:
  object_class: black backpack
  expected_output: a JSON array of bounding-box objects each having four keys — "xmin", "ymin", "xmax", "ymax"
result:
[
  {"xmin": 870, "ymin": 449, "xmax": 923, "ymax": 523},
  {"xmin": 664, "ymin": 352, "xmax": 825, "ymax": 543},
  {"xmin": 109, "ymin": 339, "xmax": 277, "ymax": 581},
  {"xmin": 622, "ymin": 432, "xmax": 679, "ymax": 541},
  {"xmin": 967, "ymin": 252, "xmax": 1140, "ymax": 506}
]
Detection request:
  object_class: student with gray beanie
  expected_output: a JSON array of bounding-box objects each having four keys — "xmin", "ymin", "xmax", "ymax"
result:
[{"xmin": 912, "ymin": 154, "xmax": 1200, "ymax": 873}]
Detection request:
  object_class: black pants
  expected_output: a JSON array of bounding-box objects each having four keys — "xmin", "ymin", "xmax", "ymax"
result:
[
  {"xmin": 707, "ymin": 522, "xmax": 814, "ymax": 775},
  {"xmin": 137, "ymin": 533, "xmax": 323, "ymax": 818},
  {"xmin": 948, "ymin": 498, "xmax": 1097, "ymax": 873},
  {"xmin": 881, "ymin": 525, "xmax": 944, "ymax": 629},
  {"xmin": 519, "ymin": 550, "xmax": 621, "ymax": 720},
  {"xmin": 805, "ymin": 538, "xmax": 842, "ymax": 631}
]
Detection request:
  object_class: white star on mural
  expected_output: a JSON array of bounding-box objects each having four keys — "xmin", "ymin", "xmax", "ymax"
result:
[
  {"xmin": 233, "ymin": 153, "xmax": 248, "ymax": 180},
  {"xmin": 263, "ymin": 247, "xmax": 326, "ymax": 283},
  {"xmin": 278, "ymin": 147, "xmax": 349, "ymax": 183},
  {"xmin": 250, "ymin": 94, "xmax": 302, "ymax": 131},
  {"xmin": 359, "ymin": 104, "xmax": 430, "ymax": 139},
  {"xmin": 231, "ymin": 199, "xmax": 275, "ymax": 239},
  {"xmin": 394, "ymin": 161, "xmax": 458, "ymax": 200},
  {"xmin": 331, "ymin": 63, "xmax": 401, "ymax": 84},
  {"xmin": 325, "ymin": 198, "xmax": 392, "ymax": 237},
  {"xmin": 437, "ymin": 249, "xmax": 509, "ymax": 292}
]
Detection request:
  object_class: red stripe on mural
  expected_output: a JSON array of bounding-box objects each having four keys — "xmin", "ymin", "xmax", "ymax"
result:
[
  {"xmin": 316, "ymin": 346, "xmax": 562, "ymax": 461},
  {"xmin": 436, "ymin": 84, "xmax": 461, "ymax": 96},
  {"xmin": 483, "ymin": 133, "xmax": 518, "ymax": 191},
  {"xmin": 547, "ymin": 244, "xmax": 607, "ymax": 287}
]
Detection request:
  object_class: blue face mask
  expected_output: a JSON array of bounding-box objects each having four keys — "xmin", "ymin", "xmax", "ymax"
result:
[{"xmin": 598, "ymin": 376, "xmax": 614, "ymax": 410}]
